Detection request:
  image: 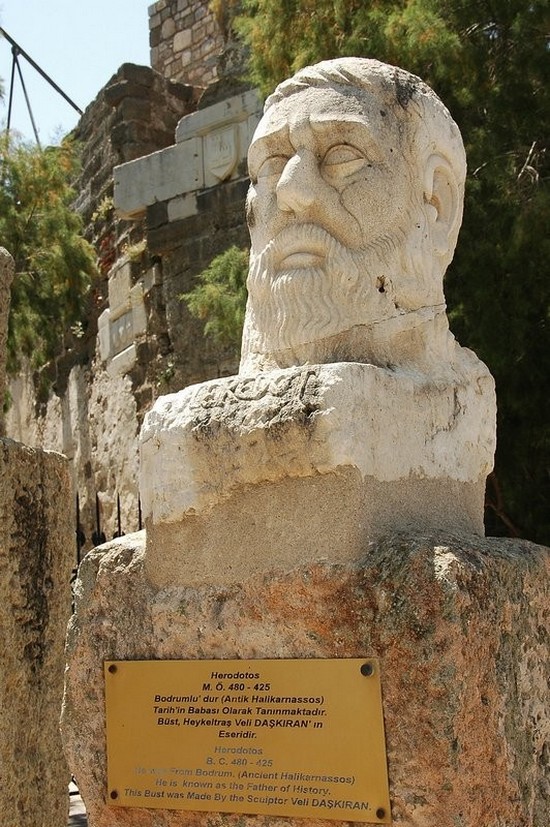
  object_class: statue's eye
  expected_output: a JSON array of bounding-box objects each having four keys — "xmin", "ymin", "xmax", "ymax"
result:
[
  {"xmin": 322, "ymin": 144, "xmax": 366, "ymax": 176},
  {"xmin": 256, "ymin": 155, "xmax": 289, "ymax": 180}
]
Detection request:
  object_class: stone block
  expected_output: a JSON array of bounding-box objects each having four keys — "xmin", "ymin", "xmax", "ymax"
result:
[
  {"xmin": 166, "ymin": 79, "xmax": 194, "ymax": 103},
  {"xmin": 108, "ymin": 259, "xmax": 132, "ymax": 320},
  {"xmin": 118, "ymin": 63, "xmax": 155, "ymax": 88},
  {"xmin": 149, "ymin": 26, "xmax": 161, "ymax": 48},
  {"xmin": 161, "ymin": 17, "xmax": 176, "ymax": 38},
  {"xmin": 147, "ymin": 217, "xmax": 187, "ymax": 254},
  {"xmin": 110, "ymin": 120, "xmax": 149, "ymax": 151},
  {"xmin": 97, "ymin": 308, "xmax": 111, "ymax": 361},
  {"xmin": 195, "ymin": 3, "xmax": 208, "ymax": 21},
  {"xmin": 140, "ymin": 362, "xmax": 495, "ymax": 587},
  {"xmin": 61, "ymin": 531, "xmax": 549, "ymax": 827},
  {"xmin": 131, "ymin": 282, "xmax": 148, "ymax": 337},
  {"xmin": 110, "ymin": 310, "xmax": 134, "ymax": 355},
  {"xmin": 114, "ymin": 138, "xmax": 203, "ymax": 219},
  {"xmin": 104, "ymin": 79, "xmax": 152, "ymax": 107},
  {"xmin": 149, "ymin": 12, "xmax": 161, "ymax": 29},
  {"xmin": 196, "ymin": 177, "xmax": 250, "ymax": 215},
  {"xmin": 167, "ymin": 192, "xmax": 197, "ymax": 221},
  {"xmin": 107, "ymin": 344, "xmax": 137, "ymax": 377},
  {"xmin": 118, "ymin": 96, "xmax": 152, "ymax": 123},
  {"xmin": 146, "ymin": 199, "xmax": 169, "ymax": 229},
  {"xmin": 175, "ymin": 88, "xmax": 262, "ymax": 143},
  {"xmin": 173, "ymin": 28, "xmax": 192, "ymax": 52},
  {"xmin": 1, "ymin": 439, "xmax": 73, "ymax": 827},
  {"xmin": 180, "ymin": 48, "xmax": 192, "ymax": 67}
]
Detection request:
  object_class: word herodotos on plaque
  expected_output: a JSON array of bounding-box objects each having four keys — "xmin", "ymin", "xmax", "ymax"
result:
[{"xmin": 105, "ymin": 658, "xmax": 390, "ymax": 823}]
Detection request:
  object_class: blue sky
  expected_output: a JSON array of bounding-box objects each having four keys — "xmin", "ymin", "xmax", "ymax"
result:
[{"xmin": 0, "ymin": 0, "xmax": 151, "ymax": 145}]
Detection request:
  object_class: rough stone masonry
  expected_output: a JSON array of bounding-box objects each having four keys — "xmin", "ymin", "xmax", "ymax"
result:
[
  {"xmin": 0, "ymin": 248, "xmax": 74, "ymax": 827},
  {"xmin": 0, "ymin": 247, "xmax": 14, "ymax": 436}
]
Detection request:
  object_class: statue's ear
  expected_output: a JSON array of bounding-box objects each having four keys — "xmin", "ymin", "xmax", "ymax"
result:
[{"xmin": 424, "ymin": 154, "xmax": 461, "ymax": 256}]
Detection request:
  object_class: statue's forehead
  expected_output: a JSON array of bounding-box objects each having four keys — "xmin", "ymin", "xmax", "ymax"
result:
[{"xmin": 252, "ymin": 86, "xmax": 398, "ymax": 149}]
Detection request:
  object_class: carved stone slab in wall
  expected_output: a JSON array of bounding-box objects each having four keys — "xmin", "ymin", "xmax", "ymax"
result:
[
  {"xmin": 204, "ymin": 124, "xmax": 238, "ymax": 182},
  {"xmin": 97, "ymin": 258, "xmax": 153, "ymax": 376},
  {"xmin": 114, "ymin": 89, "xmax": 262, "ymax": 220}
]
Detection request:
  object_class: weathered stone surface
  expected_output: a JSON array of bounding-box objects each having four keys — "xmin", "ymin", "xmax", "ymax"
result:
[
  {"xmin": 0, "ymin": 248, "xmax": 14, "ymax": 437},
  {"xmin": 62, "ymin": 531, "xmax": 549, "ymax": 827},
  {"xmin": 6, "ymin": 359, "xmax": 142, "ymax": 546},
  {"xmin": 141, "ymin": 362, "xmax": 495, "ymax": 587},
  {"xmin": 0, "ymin": 438, "xmax": 73, "ymax": 827}
]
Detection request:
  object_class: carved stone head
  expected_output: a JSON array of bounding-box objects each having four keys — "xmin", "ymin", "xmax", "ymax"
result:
[{"xmin": 240, "ymin": 58, "xmax": 467, "ymax": 374}]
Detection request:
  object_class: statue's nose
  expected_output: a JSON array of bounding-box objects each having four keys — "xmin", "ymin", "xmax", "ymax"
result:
[{"xmin": 276, "ymin": 151, "xmax": 317, "ymax": 213}]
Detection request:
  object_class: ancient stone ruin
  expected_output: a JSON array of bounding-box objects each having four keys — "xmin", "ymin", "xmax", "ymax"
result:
[{"xmin": 3, "ymin": 0, "xmax": 246, "ymax": 546}]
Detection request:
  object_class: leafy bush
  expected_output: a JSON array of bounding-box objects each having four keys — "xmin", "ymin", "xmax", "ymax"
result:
[
  {"xmin": 181, "ymin": 245, "xmax": 249, "ymax": 354},
  {"xmin": 0, "ymin": 135, "xmax": 97, "ymax": 372}
]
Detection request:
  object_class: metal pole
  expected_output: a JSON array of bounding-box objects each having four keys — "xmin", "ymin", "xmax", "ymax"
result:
[
  {"xmin": 0, "ymin": 27, "xmax": 83, "ymax": 115},
  {"xmin": 6, "ymin": 45, "xmax": 17, "ymax": 137},
  {"xmin": 14, "ymin": 51, "xmax": 41, "ymax": 148}
]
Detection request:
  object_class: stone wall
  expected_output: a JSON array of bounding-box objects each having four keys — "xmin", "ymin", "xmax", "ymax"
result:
[
  {"xmin": 73, "ymin": 61, "xmax": 198, "ymax": 264},
  {"xmin": 5, "ymin": 64, "xmax": 200, "ymax": 546},
  {"xmin": 115, "ymin": 87, "xmax": 262, "ymax": 386},
  {"xmin": 0, "ymin": 439, "xmax": 73, "ymax": 827},
  {"xmin": 5, "ymin": 20, "xmax": 256, "ymax": 546},
  {"xmin": 149, "ymin": 0, "xmax": 224, "ymax": 87}
]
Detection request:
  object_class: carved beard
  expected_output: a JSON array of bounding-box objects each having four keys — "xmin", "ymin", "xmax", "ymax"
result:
[{"xmin": 241, "ymin": 220, "xmax": 433, "ymax": 365}]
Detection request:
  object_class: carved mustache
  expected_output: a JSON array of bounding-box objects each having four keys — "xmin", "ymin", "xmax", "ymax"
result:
[{"xmin": 264, "ymin": 224, "xmax": 341, "ymax": 270}]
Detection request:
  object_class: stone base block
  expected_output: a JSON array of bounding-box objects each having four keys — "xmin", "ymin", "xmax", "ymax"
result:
[
  {"xmin": 140, "ymin": 362, "xmax": 496, "ymax": 587},
  {"xmin": 62, "ymin": 531, "xmax": 548, "ymax": 827},
  {"xmin": 0, "ymin": 438, "xmax": 73, "ymax": 827}
]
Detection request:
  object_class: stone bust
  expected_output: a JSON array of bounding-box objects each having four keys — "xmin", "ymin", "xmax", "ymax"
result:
[
  {"xmin": 139, "ymin": 58, "xmax": 496, "ymax": 587},
  {"xmin": 240, "ymin": 57, "xmax": 466, "ymax": 375}
]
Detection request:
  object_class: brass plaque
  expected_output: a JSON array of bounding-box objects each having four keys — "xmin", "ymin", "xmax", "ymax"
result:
[{"xmin": 105, "ymin": 658, "xmax": 391, "ymax": 823}]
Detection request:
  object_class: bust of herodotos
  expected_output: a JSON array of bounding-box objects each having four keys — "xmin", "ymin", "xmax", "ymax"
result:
[
  {"xmin": 240, "ymin": 57, "xmax": 466, "ymax": 375},
  {"xmin": 139, "ymin": 59, "xmax": 496, "ymax": 586}
]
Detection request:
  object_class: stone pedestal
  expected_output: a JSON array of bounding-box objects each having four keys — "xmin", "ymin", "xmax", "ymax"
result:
[
  {"xmin": 140, "ymin": 361, "xmax": 495, "ymax": 588},
  {"xmin": 62, "ymin": 531, "xmax": 549, "ymax": 827},
  {"xmin": 0, "ymin": 438, "xmax": 73, "ymax": 827}
]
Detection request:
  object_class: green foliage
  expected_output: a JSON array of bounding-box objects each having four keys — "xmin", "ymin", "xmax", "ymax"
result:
[
  {"xmin": 0, "ymin": 135, "xmax": 97, "ymax": 372},
  {"xmin": 234, "ymin": 0, "xmax": 550, "ymax": 543},
  {"xmin": 235, "ymin": 0, "xmax": 463, "ymax": 95},
  {"xmin": 181, "ymin": 246, "xmax": 249, "ymax": 353},
  {"xmin": 91, "ymin": 195, "xmax": 115, "ymax": 224}
]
